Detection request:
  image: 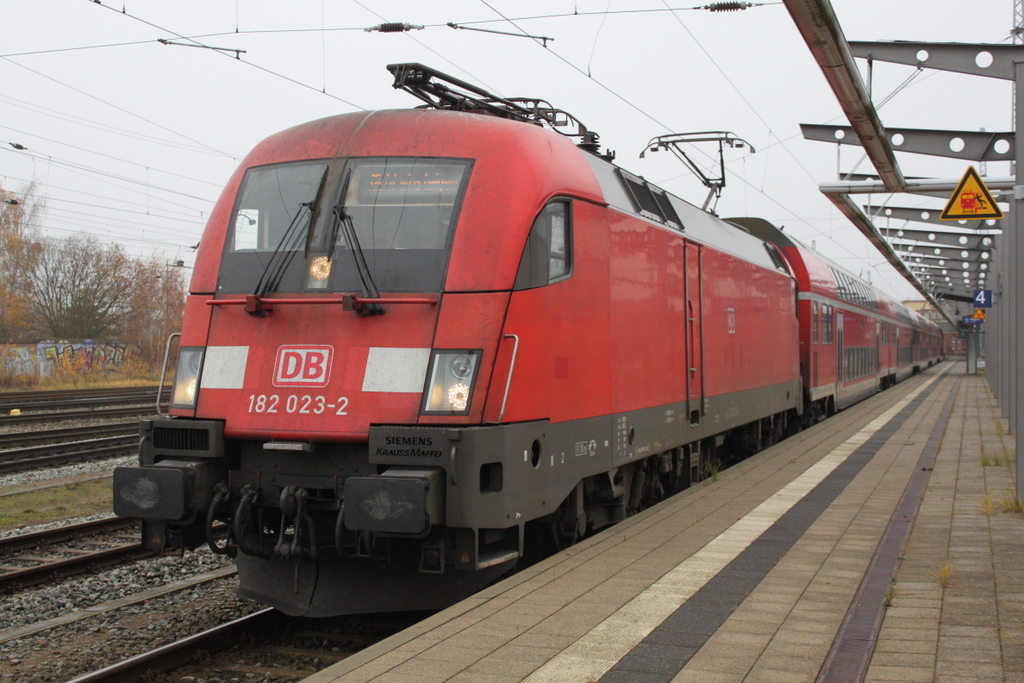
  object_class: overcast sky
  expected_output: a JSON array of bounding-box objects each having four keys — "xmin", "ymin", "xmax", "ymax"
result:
[{"xmin": 0, "ymin": 0, "xmax": 1013, "ymax": 301}]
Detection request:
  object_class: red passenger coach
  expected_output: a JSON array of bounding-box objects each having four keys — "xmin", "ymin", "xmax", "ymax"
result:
[
  {"xmin": 731, "ymin": 218, "xmax": 943, "ymax": 420},
  {"xmin": 112, "ymin": 64, "xmax": 935, "ymax": 617}
]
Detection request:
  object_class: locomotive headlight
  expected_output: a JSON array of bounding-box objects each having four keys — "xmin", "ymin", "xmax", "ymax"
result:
[
  {"xmin": 422, "ymin": 350, "xmax": 480, "ymax": 415},
  {"xmin": 171, "ymin": 347, "xmax": 205, "ymax": 410},
  {"xmin": 447, "ymin": 382, "xmax": 470, "ymax": 411},
  {"xmin": 450, "ymin": 355, "xmax": 473, "ymax": 379}
]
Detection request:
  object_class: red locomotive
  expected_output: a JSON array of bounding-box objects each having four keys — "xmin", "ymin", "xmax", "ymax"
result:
[{"xmin": 114, "ymin": 65, "xmax": 942, "ymax": 616}]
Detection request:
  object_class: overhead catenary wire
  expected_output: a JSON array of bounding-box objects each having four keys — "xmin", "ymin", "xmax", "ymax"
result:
[
  {"xmin": 473, "ymin": 0, "xmax": 879, "ymax": 275},
  {"xmin": 3, "ymin": 2, "xmax": 981, "ymax": 301},
  {"xmin": 0, "ymin": 125, "xmax": 225, "ymax": 189},
  {"xmin": 2, "ymin": 145, "xmax": 216, "ymax": 205},
  {"xmin": 349, "ymin": 0, "xmax": 502, "ymax": 93},
  {"xmin": 2, "ymin": 170, "xmax": 207, "ymax": 222},
  {"xmin": 0, "ymin": 92, "xmax": 241, "ymax": 158},
  {"xmin": 86, "ymin": 0, "xmax": 366, "ymax": 111},
  {"xmin": 49, "ymin": 4, "xmax": 784, "ymax": 46},
  {"xmin": 0, "ymin": 56, "xmax": 234, "ymax": 158}
]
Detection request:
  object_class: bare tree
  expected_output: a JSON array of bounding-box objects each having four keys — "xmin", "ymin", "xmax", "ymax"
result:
[
  {"xmin": 0, "ymin": 182, "xmax": 44, "ymax": 340},
  {"xmin": 28, "ymin": 235, "xmax": 135, "ymax": 339},
  {"xmin": 124, "ymin": 258, "xmax": 188, "ymax": 362}
]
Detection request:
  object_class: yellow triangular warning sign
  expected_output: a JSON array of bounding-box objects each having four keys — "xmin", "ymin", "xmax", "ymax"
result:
[
  {"xmin": 973, "ymin": 309, "xmax": 986, "ymax": 320},
  {"xmin": 940, "ymin": 166, "xmax": 1004, "ymax": 220}
]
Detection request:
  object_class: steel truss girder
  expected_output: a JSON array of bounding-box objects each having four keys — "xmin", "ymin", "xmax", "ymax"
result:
[
  {"xmin": 919, "ymin": 287, "xmax": 984, "ymax": 301},
  {"xmin": 885, "ymin": 238, "xmax": 996, "ymax": 256},
  {"xmin": 782, "ymin": 0, "xmax": 905, "ymax": 192},
  {"xmin": 878, "ymin": 227, "xmax": 998, "ymax": 249},
  {"xmin": 820, "ymin": 192, "xmax": 953, "ymax": 319},
  {"xmin": 895, "ymin": 248, "xmax": 991, "ymax": 264},
  {"xmin": 848, "ymin": 41, "xmax": 1024, "ymax": 81},
  {"xmin": 898, "ymin": 255, "xmax": 990, "ymax": 271},
  {"xmin": 864, "ymin": 205, "xmax": 1004, "ymax": 231},
  {"xmin": 929, "ymin": 290, "xmax": 978, "ymax": 304},
  {"xmin": 801, "ymin": 123, "xmax": 1015, "ymax": 162},
  {"xmin": 905, "ymin": 264, "xmax": 987, "ymax": 276},
  {"xmin": 820, "ymin": 177, "xmax": 1015, "ymax": 195}
]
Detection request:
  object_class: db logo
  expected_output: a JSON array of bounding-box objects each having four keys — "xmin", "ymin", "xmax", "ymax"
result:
[{"xmin": 273, "ymin": 345, "xmax": 333, "ymax": 387}]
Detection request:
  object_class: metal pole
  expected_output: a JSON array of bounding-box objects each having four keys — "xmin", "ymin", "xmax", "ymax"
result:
[
  {"xmin": 1014, "ymin": 61, "xmax": 1023, "ymax": 497},
  {"xmin": 994, "ymin": 239, "xmax": 1003, "ymax": 405},
  {"xmin": 967, "ymin": 331, "xmax": 978, "ymax": 374}
]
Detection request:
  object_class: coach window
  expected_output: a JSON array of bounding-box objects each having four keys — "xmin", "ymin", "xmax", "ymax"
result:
[
  {"xmin": 812, "ymin": 301, "xmax": 819, "ymax": 345},
  {"xmin": 514, "ymin": 200, "xmax": 573, "ymax": 290}
]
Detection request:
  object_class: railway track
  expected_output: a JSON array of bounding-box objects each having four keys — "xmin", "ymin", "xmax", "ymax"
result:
[
  {"xmin": 0, "ymin": 517, "xmax": 152, "ymax": 593},
  {"xmin": 0, "ymin": 405, "xmax": 160, "ymax": 427},
  {"xmin": 0, "ymin": 386, "xmax": 161, "ymax": 412},
  {"xmin": 0, "ymin": 434, "xmax": 137, "ymax": 474},
  {"xmin": 68, "ymin": 608, "xmax": 426, "ymax": 683},
  {"xmin": 0, "ymin": 385, "xmax": 166, "ymax": 427},
  {"xmin": 0, "ymin": 421, "xmax": 137, "ymax": 449}
]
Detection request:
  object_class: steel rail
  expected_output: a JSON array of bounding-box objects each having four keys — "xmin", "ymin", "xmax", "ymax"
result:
[
  {"xmin": 0, "ymin": 435, "xmax": 137, "ymax": 474},
  {"xmin": 0, "ymin": 516, "xmax": 135, "ymax": 553},
  {"xmin": 0, "ymin": 387, "xmax": 160, "ymax": 411},
  {"xmin": 0, "ymin": 422, "xmax": 137, "ymax": 449},
  {"xmin": 0, "ymin": 405, "xmax": 159, "ymax": 427},
  {"xmin": 66, "ymin": 608, "xmax": 278, "ymax": 683},
  {"xmin": 0, "ymin": 517, "xmax": 151, "ymax": 593}
]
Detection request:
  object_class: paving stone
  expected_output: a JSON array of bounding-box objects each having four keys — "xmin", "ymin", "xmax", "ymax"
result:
[{"xmin": 309, "ymin": 372, "xmax": 1019, "ymax": 683}]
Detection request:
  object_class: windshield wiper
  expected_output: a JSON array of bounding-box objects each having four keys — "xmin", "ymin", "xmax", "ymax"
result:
[
  {"xmin": 251, "ymin": 166, "xmax": 329, "ymax": 302},
  {"xmin": 303, "ymin": 166, "xmax": 331, "ymax": 259},
  {"xmin": 251, "ymin": 202, "xmax": 312, "ymax": 301},
  {"xmin": 330, "ymin": 169, "xmax": 384, "ymax": 316}
]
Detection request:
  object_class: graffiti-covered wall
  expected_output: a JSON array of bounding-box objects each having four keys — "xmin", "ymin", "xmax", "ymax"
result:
[{"xmin": 0, "ymin": 341, "xmax": 140, "ymax": 378}]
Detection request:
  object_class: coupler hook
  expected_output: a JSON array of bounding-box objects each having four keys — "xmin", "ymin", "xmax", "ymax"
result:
[{"xmin": 205, "ymin": 483, "xmax": 237, "ymax": 557}]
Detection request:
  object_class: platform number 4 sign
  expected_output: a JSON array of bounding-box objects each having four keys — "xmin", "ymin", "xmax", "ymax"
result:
[{"xmin": 974, "ymin": 289, "xmax": 992, "ymax": 308}]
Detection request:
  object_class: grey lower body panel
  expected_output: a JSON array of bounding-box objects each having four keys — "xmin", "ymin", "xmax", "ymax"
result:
[
  {"xmin": 837, "ymin": 380, "xmax": 879, "ymax": 411},
  {"xmin": 371, "ymin": 380, "xmax": 802, "ymax": 532}
]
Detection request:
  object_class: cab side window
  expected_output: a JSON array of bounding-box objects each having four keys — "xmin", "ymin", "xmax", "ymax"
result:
[{"xmin": 514, "ymin": 200, "xmax": 572, "ymax": 290}]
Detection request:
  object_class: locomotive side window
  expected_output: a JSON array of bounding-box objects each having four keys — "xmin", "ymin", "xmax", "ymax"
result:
[
  {"xmin": 514, "ymin": 200, "xmax": 573, "ymax": 290},
  {"xmin": 764, "ymin": 244, "xmax": 791, "ymax": 274},
  {"xmin": 615, "ymin": 169, "xmax": 681, "ymax": 228}
]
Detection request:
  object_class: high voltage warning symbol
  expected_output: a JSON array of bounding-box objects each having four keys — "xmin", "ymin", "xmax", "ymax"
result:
[{"xmin": 940, "ymin": 166, "xmax": 1003, "ymax": 220}]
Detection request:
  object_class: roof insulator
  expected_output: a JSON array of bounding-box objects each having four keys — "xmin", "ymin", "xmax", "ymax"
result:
[
  {"xmin": 365, "ymin": 22, "xmax": 424, "ymax": 33},
  {"xmin": 705, "ymin": 1, "xmax": 750, "ymax": 10}
]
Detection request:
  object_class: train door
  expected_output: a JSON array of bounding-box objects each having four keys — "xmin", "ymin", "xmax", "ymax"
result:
[
  {"xmin": 836, "ymin": 311, "xmax": 845, "ymax": 389},
  {"xmin": 684, "ymin": 241, "xmax": 704, "ymax": 423}
]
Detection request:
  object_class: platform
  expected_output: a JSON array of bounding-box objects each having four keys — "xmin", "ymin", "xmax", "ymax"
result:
[{"xmin": 305, "ymin": 363, "xmax": 1023, "ymax": 683}]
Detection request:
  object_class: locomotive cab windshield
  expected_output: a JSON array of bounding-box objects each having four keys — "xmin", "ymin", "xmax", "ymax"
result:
[{"xmin": 218, "ymin": 157, "xmax": 472, "ymax": 295}]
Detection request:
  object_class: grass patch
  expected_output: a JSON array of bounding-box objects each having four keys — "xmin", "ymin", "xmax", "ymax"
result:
[
  {"xmin": 981, "ymin": 492, "xmax": 996, "ymax": 515},
  {"xmin": 701, "ymin": 458, "xmax": 723, "ymax": 482},
  {"xmin": 0, "ymin": 355, "xmax": 170, "ymax": 394},
  {"xmin": 0, "ymin": 374, "xmax": 167, "ymax": 394},
  {"xmin": 932, "ymin": 561, "xmax": 953, "ymax": 588},
  {"xmin": 981, "ymin": 453, "xmax": 994, "ymax": 466},
  {"xmin": 0, "ymin": 478, "xmax": 113, "ymax": 531},
  {"xmin": 1001, "ymin": 489, "xmax": 1024, "ymax": 514},
  {"xmin": 884, "ymin": 582, "xmax": 898, "ymax": 607}
]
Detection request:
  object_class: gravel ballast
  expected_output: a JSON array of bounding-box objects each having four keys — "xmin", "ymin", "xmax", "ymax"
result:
[{"xmin": 0, "ymin": 538, "xmax": 255, "ymax": 682}]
